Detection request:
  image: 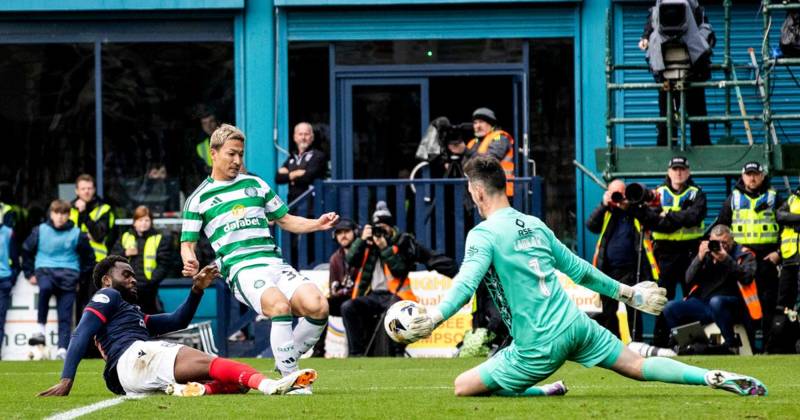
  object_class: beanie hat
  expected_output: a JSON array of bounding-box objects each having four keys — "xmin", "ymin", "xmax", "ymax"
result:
[{"xmin": 371, "ymin": 201, "xmax": 394, "ymax": 226}]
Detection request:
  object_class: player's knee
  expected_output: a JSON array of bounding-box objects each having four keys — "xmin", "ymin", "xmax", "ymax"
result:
[
  {"xmin": 309, "ymin": 296, "xmax": 329, "ymax": 319},
  {"xmin": 262, "ymin": 295, "xmax": 291, "ymax": 317}
]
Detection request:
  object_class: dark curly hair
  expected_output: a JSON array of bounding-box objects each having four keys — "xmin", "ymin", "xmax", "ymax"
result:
[
  {"xmin": 463, "ymin": 155, "xmax": 506, "ymax": 194},
  {"xmin": 92, "ymin": 255, "xmax": 129, "ymax": 289}
]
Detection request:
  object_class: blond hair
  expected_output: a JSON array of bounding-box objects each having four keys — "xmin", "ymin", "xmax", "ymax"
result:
[{"xmin": 210, "ymin": 124, "xmax": 245, "ymax": 150}]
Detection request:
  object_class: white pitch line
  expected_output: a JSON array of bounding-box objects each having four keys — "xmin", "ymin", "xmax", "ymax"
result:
[{"xmin": 44, "ymin": 395, "xmax": 145, "ymax": 420}]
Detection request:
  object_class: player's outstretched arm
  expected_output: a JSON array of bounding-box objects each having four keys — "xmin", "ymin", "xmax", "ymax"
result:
[
  {"xmin": 38, "ymin": 311, "xmax": 104, "ymax": 396},
  {"xmin": 405, "ymin": 229, "xmax": 493, "ymax": 343},
  {"xmin": 146, "ymin": 264, "xmax": 218, "ymax": 336},
  {"xmin": 547, "ymin": 225, "xmax": 667, "ymax": 315},
  {"xmin": 274, "ymin": 211, "xmax": 339, "ymax": 234}
]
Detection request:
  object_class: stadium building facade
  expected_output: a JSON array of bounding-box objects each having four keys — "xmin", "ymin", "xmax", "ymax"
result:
[{"xmin": 1, "ymin": 0, "xmax": 796, "ymax": 259}]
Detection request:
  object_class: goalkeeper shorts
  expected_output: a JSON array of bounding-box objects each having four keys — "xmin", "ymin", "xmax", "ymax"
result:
[{"xmin": 478, "ymin": 312, "xmax": 623, "ymax": 392}]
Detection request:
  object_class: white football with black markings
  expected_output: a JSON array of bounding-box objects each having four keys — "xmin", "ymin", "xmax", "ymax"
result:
[{"xmin": 384, "ymin": 300, "xmax": 422, "ymax": 344}]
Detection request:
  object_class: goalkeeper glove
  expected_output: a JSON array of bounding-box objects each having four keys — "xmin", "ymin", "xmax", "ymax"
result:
[
  {"xmin": 617, "ymin": 281, "xmax": 668, "ymax": 315},
  {"xmin": 404, "ymin": 306, "xmax": 444, "ymax": 343}
]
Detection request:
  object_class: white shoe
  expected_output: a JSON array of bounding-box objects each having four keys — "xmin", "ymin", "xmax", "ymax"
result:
[
  {"xmin": 705, "ymin": 370, "xmax": 767, "ymax": 396},
  {"xmin": 165, "ymin": 382, "xmax": 206, "ymax": 397},
  {"xmin": 541, "ymin": 380, "xmax": 568, "ymax": 396},
  {"xmin": 259, "ymin": 369, "xmax": 317, "ymax": 395}
]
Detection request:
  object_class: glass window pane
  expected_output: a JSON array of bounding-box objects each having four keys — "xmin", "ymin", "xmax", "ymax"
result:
[
  {"xmin": 335, "ymin": 39, "xmax": 523, "ymax": 66},
  {"xmin": 0, "ymin": 44, "xmax": 95, "ymax": 218},
  {"xmin": 101, "ymin": 42, "xmax": 234, "ymax": 217}
]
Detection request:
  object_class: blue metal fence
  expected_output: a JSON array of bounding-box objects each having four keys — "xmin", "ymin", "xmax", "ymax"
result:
[{"xmin": 279, "ymin": 176, "xmax": 543, "ymax": 269}]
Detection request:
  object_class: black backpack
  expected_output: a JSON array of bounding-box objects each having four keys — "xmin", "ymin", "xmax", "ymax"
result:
[{"xmin": 780, "ymin": 11, "xmax": 800, "ymax": 57}]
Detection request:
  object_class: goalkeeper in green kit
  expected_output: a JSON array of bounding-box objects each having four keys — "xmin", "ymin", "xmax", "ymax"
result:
[{"xmin": 405, "ymin": 155, "xmax": 767, "ymax": 397}]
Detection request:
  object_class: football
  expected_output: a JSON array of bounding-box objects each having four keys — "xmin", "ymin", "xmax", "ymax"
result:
[{"xmin": 384, "ymin": 300, "xmax": 423, "ymax": 344}]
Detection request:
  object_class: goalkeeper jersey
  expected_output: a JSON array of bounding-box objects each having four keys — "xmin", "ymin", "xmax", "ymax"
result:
[
  {"xmin": 181, "ymin": 174, "xmax": 289, "ymax": 278},
  {"xmin": 439, "ymin": 206, "xmax": 619, "ymax": 350}
]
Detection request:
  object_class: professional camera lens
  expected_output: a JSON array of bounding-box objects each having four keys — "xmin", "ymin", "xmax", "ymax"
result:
[
  {"xmin": 611, "ymin": 192, "xmax": 624, "ymax": 203},
  {"xmin": 708, "ymin": 240, "xmax": 721, "ymax": 253}
]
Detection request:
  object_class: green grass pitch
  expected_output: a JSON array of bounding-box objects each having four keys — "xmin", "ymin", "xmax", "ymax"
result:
[{"xmin": 1, "ymin": 356, "xmax": 798, "ymax": 419}]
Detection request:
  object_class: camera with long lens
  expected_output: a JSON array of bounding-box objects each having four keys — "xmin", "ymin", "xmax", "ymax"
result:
[
  {"xmin": 370, "ymin": 224, "xmax": 389, "ymax": 239},
  {"xmin": 708, "ymin": 240, "xmax": 721, "ymax": 253},
  {"xmin": 625, "ymin": 183, "xmax": 659, "ymax": 206},
  {"xmin": 610, "ymin": 191, "xmax": 625, "ymax": 204}
]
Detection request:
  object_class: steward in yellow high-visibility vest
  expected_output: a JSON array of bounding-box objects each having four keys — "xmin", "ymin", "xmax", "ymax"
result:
[
  {"xmin": 69, "ymin": 175, "xmax": 116, "ymax": 264},
  {"xmin": 771, "ymin": 188, "xmax": 800, "ymax": 352},
  {"xmin": 586, "ymin": 179, "xmax": 660, "ymax": 341},
  {"xmin": 112, "ymin": 207, "xmax": 172, "ymax": 314},
  {"xmin": 716, "ymin": 161, "xmax": 783, "ymax": 352},
  {"xmin": 465, "ymin": 107, "xmax": 515, "ymax": 197},
  {"xmin": 632, "ymin": 156, "xmax": 706, "ymax": 347}
]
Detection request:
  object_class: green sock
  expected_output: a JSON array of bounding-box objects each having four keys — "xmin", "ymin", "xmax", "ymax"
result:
[
  {"xmin": 493, "ymin": 386, "xmax": 546, "ymax": 397},
  {"xmin": 642, "ymin": 357, "xmax": 708, "ymax": 385}
]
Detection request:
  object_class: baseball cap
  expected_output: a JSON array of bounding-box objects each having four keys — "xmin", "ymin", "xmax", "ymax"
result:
[
  {"xmin": 742, "ymin": 161, "xmax": 765, "ymax": 174},
  {"xmin": 333, "ymin": 218, "xmax": 357, "ymax": 233},
  {"xmin": 668, "ymin": 156, "xmax": 689, "ymax": 169}
]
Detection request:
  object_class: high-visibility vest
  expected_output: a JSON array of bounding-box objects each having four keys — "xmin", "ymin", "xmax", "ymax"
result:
[
  {"xmin": 652, "ymin": 185, "xmax": 705, "ymax": 241},
  {"xmin": 730, "ymin": 189, "xmax": 779, "ymax": 245},
  {"xmin": 351, "ymin": 247, "xmax": 418, "ymax": 302},
  {"xmin": 70, "ymin": 204, "xmax": 114, "ymax": 262},
  {"xmin": 121, "ymin": 232, "xmax": 162, "ymax": 281},
  {"xmin": 780, "ymin": 194, "xmax": 800, "ymax": 259},
  {"xmin": 0, "ymin": 203, "xmax": 10, "ymax": 225},
  {"xmin": 196, "ymin": 137, "xmax": 212, "ymax": 168},
  {"xmin": 467, "ymin": 129, "xmax": 515, "ymax": 196},
  {"xmin": 592, "ymin": 211, "xmax": 660, "ymax": 281}
]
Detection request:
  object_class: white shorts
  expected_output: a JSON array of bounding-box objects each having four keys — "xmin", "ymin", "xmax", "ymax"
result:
[
  {"xmin": 229, "ymin": 262, "xmax": 314, "ymax": 315},
  {"xmin": 116, "ymin": 340, "xmax": 183, "ymax": 395}
]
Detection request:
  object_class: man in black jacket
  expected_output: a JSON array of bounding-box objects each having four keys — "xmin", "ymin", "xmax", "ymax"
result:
[
  {"xmin": 769, "ymin": 186, "xmax": 800, "ymax": 352},
  {"xmin": 276, "ymin": 122, "xmax": 327, "ymax": 204},
  {"xmin": 715, "ymin": 162, "xmax": 782, "ymax": 351},
  {"xmin": 635, "ymin": 156, "xmax": 707, "ymax": 346},
  {"xmin": 587, "ymin": 180, "xmax": 659, "ymax": 340},
  {"xmin": 662, "ymin": 225, "xmax": 756, "ymax": 353}
]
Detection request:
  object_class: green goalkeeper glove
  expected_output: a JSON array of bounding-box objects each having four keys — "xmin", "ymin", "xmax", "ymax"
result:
[{"xmin": 617, "ymin": 281, "xmax": 668, "ymax": 315}]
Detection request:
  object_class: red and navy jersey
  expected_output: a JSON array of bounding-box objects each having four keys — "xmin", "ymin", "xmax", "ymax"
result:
[{"xmin": 62, "ymin": 286, "xmax": 203, "ymax": 394}]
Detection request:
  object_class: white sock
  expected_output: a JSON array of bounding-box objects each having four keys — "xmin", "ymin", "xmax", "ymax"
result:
[
  {"xmin": 38, "ymin": 324, "xmax": 46, "ymax": 335},
  {"xmin": 271, "ymin": 316, "xmax": 297, "ymax": 376},
  {"xmin": 293, "ymin": 317, "xmax": 327, "ymax": 358}
]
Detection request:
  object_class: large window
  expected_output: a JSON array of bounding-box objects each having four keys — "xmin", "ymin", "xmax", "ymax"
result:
[
  {"xmin": 102, "ymin": 43, "xmax": 234, "ymax": 217},
  {"xmin": 0, "ymin": 44, "xmax": 95, "ymax": 215},
  {"xmin": 0, "ymin": 34, "xmax": 234, "ymax": 219}
]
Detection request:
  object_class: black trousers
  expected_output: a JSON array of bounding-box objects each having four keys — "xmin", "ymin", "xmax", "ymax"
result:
[
  {"xmin": 341, "ymin": 291, "xmax": 401, "ymax": 356},
  {"xmin": 767, "ymin": 263, "xmax": 800, "ymax": 353},
  {"xmin": 657, "ymin": 88, "xmax": 710, "ymax": 146},
  {"xmin": 652, "ymin": 241, "xmax": 699, "ymax": 347},
  {"xmin": 751, "ymin": 250, "xmax": 779, "ymax": 352}
]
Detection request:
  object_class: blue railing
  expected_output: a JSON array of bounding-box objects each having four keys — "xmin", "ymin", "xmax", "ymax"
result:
[{"xmin": 280, "ymin": 177, "xmax": 543, "ymax": 269}]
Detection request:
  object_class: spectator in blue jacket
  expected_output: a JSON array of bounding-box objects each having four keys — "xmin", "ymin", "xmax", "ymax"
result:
[
  {"xmin": 0, "ymin": 219, "xmax": 20, "ymax": 360},
  {"xmin": 22, "ymin": 200, "xmax": 93, "ymax": 359}
]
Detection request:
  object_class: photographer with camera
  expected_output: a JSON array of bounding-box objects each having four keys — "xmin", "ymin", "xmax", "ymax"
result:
[
  {"xmin": 341, "ymin": 201, "xmax": 456, "ymax": 356},
  {"xmin": 640, "ymin": 0, "xmax": 714, "ymax": 146},
  {"xmin": 587, "ymin": 180, "xmax": 659, "ymax": 340},
  {"xmin": 715, "ymin": 162, "xmax": 782, "ymax": 352},
  {"xmin": 662, "ymin": 225, "xmax": 757, "ymax": 354},
  {"xmin": 633, "ymin": 157, "xmax": 707, "ymax": 346}
]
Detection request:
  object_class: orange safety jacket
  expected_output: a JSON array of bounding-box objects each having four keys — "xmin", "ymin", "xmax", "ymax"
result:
[
  {"xmin": 467, "ymin": 129, "xmax": 515, "ymax": 196},
  {"xmin": 351, "ymin": 246, "xmax": 418, "ymax": 302}
]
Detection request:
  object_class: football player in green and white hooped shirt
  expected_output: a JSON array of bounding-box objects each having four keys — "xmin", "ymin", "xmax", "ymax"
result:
[
  {"xmin": 180, "ymin": 124, "xmax": 338, "ymax": 391},
  {"xmin": 404, "ymin": 155, "xmax": 767, "ymax": 398}
]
